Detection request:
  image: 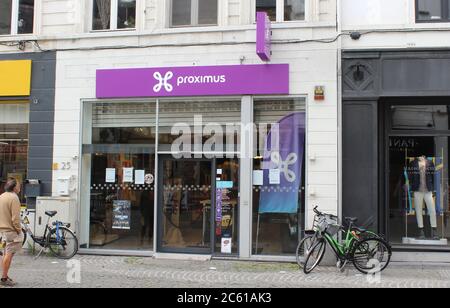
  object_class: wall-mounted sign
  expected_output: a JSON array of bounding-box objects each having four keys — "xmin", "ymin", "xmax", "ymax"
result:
[
  {"xmin": 256, "ymin": 12, "xmax": 272, "ymax": 62},
  {"xmin": 0, "ymin": 60, "xmax": 32, "ymax": 97},
  {"xmin": 96, "ymin": 64, "xmax": 289, "ymax": 98}
]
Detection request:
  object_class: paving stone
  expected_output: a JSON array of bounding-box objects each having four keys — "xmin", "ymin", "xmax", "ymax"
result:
[{"xmin": 1, "ymin": 253, "xmax": 449, "ymax": 288}]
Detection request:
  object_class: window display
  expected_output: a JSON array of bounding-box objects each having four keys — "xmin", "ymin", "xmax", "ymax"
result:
[
  {"xmin": 84, "ymin": 102, "xmax": 156, "ymax": 250},
  {"xmin": 407, "ymin": 156, "xmax": 438, "ymax": 240},
  {"xmin": 388, "ymin": 124, "xmax": 450, "ymax": 246},
  {"xmin": 0, "ymin": 104, "xmax": 29, "ymax": 204},
  {"xmin": 252, "ymin": 98, "xmax": 306, "ymax": 255}
]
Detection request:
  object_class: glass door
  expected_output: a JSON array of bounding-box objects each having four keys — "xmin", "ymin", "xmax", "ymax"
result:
[
  {"xmin": 157, "ymin": 156, "xmax": 240, "ymax": 254},
  {"xmin": 158, "ymin": 156, "xmax": 215, "ymax": 253}
]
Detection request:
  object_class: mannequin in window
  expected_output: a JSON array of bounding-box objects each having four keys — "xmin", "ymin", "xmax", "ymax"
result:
[{"xmin": 408, "ymin": 156, "xmax": 439, "ymax": 240}]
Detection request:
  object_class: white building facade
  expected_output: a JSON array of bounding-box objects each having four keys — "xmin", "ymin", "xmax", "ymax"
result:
[{"xmin": 0, "ymin": 0, "xmax": 339, "ymax": 259}]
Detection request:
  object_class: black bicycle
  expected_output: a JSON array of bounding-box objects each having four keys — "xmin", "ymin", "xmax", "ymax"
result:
[
  {"xmin": 22, "ymin": 210, "xmax": 78, "ymax": 259},
  {"xmin": 297, "ymin": 207, "xmax": 392, "ymax": 274}
]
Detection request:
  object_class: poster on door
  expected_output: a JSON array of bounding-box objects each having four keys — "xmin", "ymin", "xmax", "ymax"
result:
[
  {"xmin": 215, "ymin": 188, "xmax": 234, "ymax": 238},
  {"xmin": 112, "ymin": 200, "xmax": 131, "ymax": 230}
]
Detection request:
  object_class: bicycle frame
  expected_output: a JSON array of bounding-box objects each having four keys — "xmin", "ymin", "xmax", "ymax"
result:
[
  {"xmin": 22, "ymin": 211, "xmax": 54, "ymax": 247},
  {"xmin": 322, "ymin": 229, "xmax": 359, "ymax": 262},
  {"xmin": 322, "ymin": 227, "xmax": 379, "ymax": 262}
]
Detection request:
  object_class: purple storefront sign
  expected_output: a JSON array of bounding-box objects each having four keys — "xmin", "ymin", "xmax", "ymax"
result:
[
  {"xmin": 96, "ymin": 64, "xmax": 289, "ymax": 98},
  {"xmin": 256, "ymin": 12, "xmax": 271, "ymax": 62}
]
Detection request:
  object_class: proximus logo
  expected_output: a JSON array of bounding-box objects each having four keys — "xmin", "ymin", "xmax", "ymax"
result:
[{"xmin": 153, "ymin": 71, "xmax": 173, "ymax": 93}]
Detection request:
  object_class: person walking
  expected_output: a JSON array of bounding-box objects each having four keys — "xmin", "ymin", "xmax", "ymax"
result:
[{"xmin": 0, "ymin": 178, "xmax": 23, "ymax": 287}]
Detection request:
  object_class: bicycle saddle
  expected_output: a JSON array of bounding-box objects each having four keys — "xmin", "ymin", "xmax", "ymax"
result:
[
  {"xmin": 45, "ymin": 211, "xmax": 58, "ymax": 217},
  {"xmin": 345, "ymin": 217, "xmax": 358, "ymax": 224}
]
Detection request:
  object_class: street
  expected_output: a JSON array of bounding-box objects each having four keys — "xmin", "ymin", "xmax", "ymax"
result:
[{"xmin": 2, "ymin": 253, "xmax": 450, "ymax": 288}]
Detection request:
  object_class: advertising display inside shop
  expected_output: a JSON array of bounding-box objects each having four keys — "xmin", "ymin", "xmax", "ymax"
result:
[
  {"xmin": 84, "ymin": 102, "xmax": 157, "ymax": 250},
  {"xmin": 252, "ymin": 98, "xmax": 306, "ymax": 255},
  {"xmin": 89, "ymin": 152, "xmax": 155, "ymax": 250}
]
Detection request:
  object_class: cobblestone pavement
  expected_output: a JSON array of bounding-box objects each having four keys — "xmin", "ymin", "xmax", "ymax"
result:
[{"xmin": 2, "ymin": 253, "xmax": 450, "ymax": 288}]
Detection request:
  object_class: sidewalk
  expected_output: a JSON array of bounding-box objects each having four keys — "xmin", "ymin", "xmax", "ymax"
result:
[{"xmin": 2, "ymin": 253, "xmax": 450, "ymax": 288}]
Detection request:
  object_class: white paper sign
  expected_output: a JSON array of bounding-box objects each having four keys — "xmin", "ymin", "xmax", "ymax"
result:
[
  {"xmin": 123, "ymin": 168, "xmax": 134, "ymax": 183},
  {"xmin": 269, "ymin": 169, "xmax": 281, "ymax": 185},
  {"xmin": 106, "ymin": 168, "xmax": 116, "ymax": 183},
  {"xmin": 221, "ymin": 238, "xmax": 232, "ymax": 254},
  {"xmin": 135, "ymin": 170, "xmax": 145, "ymax": 185},
  {"xmin": 216, "ymin": 169, "xmax": 223, "ymax": 175},
  {"xmin": 253, "ymin": 170, "xmax": 264, "ymax": 186}
]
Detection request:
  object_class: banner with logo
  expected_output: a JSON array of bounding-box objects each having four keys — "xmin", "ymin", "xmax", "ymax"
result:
[
  {"xmin": 259, "ymin": 112, "xmax": 306, "ymax": 214},
  {"xmin": 96, "ymin": 64, "xmax": 289, "ymax": 98}
]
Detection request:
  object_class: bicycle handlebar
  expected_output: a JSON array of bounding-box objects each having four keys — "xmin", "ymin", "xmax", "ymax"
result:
[{"xmin": 313, "ymin": 206, "xmax": 338, "ymax": 220}]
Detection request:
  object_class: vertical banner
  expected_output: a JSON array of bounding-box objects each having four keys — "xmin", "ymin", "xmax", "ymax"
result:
[
  {"xmin": 215, "ymin": 189, "xmax": 223, "ymax": 236},
  {"xmin": 259, "ymin": 112, "xmax": 306, "ymax": 214}
]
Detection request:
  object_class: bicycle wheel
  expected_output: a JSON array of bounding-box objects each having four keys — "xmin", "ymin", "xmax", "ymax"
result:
[
  {"xmin": 352, "ymin": 237, "xmax": 392, "ymax": 275},
  {"xmin": 47, "ymin": 226, "xmax": 79, "ymax": 259},
  {"xmin": 303, "ymin": 238, "xmax": 326, "ymax": 274},
  {"xmin": 22, "ymin": 229, "xmax": 27, "ymax": 247},
  {"xmin": 296, "ymin": 234, "xmax": 317, "ymax": 269}
]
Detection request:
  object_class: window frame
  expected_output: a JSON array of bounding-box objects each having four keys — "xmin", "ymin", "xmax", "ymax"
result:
[
  {"xmin": 0, "ymin": 0, "xmax": 35, "ymax": 36},
  {"xmin": 169, "ymin": 0, "xmax": 219, "ymax": 28},
  {"xmin": 415, "ymin": 0, "xmax": 450, "ymax": 23},
  {"xmin": 90, "ymin": 0, "xmax": 138, "ymax": 32},
  {"xmin": 254, "ymin": 0, "xmax": 307, "ymax": 23}
]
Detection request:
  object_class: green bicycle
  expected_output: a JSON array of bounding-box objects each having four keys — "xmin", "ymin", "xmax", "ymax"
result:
[{"xmin": 298, "ymin": 207, "xmax": 392, "ymax": 275}]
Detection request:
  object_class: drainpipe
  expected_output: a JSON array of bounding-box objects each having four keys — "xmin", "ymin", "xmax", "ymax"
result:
[{"xmin": 336, "ymin": 0, "xmax": 343, "ymax": 223}]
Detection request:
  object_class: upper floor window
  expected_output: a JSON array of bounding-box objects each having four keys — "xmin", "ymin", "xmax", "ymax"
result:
[
  {"xmin": 0, "ymin": 0, "xmax": 34, "ymax": 35},
  {"xmin": 170, "ymin": 0, "xmax": 218, "ymax": 27},
  {"xmin": 256, "ymin": 0, "xmax": 305, "ymax": 22},
  {"xmin": 416, "ymin": 0, "xmax": 450, "ymax": 22},
  {"xmin": 92, "ymin": 0, "xmax": 136, "ymax": 31}
]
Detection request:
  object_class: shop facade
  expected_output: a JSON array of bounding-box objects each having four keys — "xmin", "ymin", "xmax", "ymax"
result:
[
  {"xmin": 53, "ymin": 38, "xmax": 338, "ymax": 259},
  {"xmin": 0, "ymin": 52, "xmax": 56, "ymax": 208},
  {"xmin": 343, "ymin": 49, "xmax": 450, "ymax": 252},
  {"xmin": 78, "ymin": 66, "xmax": 310, "ymax": 258}
]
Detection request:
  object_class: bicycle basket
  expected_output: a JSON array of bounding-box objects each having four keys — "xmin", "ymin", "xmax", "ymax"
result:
[
  {"xmin": 315, "ymin": 214, "xmax": 339, "ymax": 234},
  {"xmin": 315, "ymin": 216, "xmax": 329, "ymax": 233},
  {"xmin": 326, "ymin": 223, "xmax": 341, "ymax": 236}
]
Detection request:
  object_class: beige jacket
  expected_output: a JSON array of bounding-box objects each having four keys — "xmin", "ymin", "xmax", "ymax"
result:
[{"xmin": 0, "ymin": 192, "xmax": 22, "ymax": 234}]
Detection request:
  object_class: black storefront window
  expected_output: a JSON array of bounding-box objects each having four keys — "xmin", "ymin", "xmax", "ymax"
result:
[
  {"xmin": 416, "ymin": 0, "xmax": 450, "ymax": 22},
  {"xmin": 388, "ymin": 104, "xmax": 450, "ymax": 247}
]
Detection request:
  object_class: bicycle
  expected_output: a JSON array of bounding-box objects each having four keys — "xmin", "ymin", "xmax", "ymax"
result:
[
  {"xmin": 300, "ymin": 207, "xmax": 392, "ymax": 275},
  {"xmin": 296, "ymin": 209, "xmax": 340, "ymax": 269},
  {"xmin": 21, "ymin": 210, "xmax": 79, "ymax": 259}
]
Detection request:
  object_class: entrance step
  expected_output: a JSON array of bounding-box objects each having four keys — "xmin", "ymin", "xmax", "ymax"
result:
[
  {"xmin": 392, "ymin": 251, "xmax": 450, "ymax": 264},
  {"xmin": 154, "ymin": 253, "xmax": 211, "ymax": 262}
]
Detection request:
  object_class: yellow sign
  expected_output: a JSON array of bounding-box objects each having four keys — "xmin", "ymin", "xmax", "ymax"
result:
[{"xmin": 0, "ymin": 60, "xmax": 32, "ymax": 96}]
